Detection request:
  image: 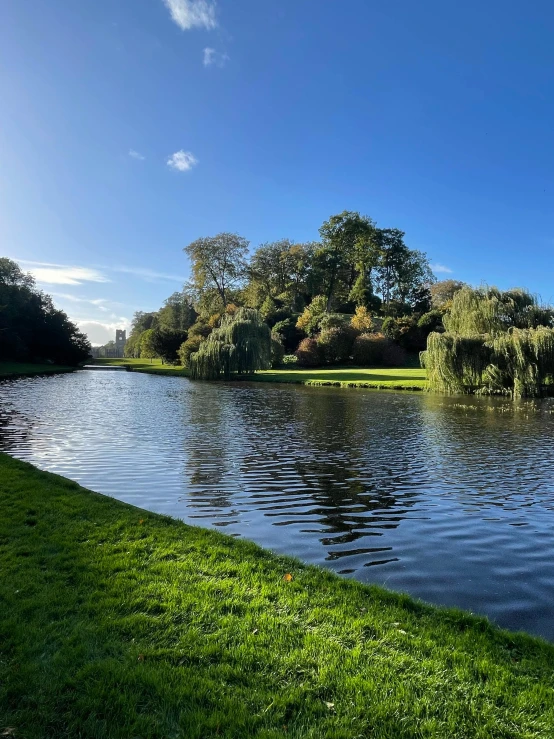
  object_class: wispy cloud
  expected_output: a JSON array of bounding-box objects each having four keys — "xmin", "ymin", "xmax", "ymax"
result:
[
  {"xmin": 431, "ymin": 263, "xmax": 453, "ymax": 274},
  {"xmin": 49, "ymin": 293, "xmax": 116, "ymax": 313},
  {"xmin": 163, "ymin": 0, "xmax": 217, "ymax": 31},
  {"xmin": 129, "ymin": 149, "xmax": 145, "ymax": 160},
  {"xmin": 203, "ymin": 47, "xmax": 229, "ymax": 67},
  {"xmin": 17, "ymin": 261, "xmax": 110, "ymax": 286},
  {"xmin": 112, "ymin": 266, "xmax": 187, "ymax": 283},
  {"xmin": 167, "ymin": 150, "xmax": 198, "ymax": 172}
]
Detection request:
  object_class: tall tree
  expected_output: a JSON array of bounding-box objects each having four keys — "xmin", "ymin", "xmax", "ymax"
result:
[
  {"xmin": 184, "ymin": 233, "xmax": 249, "ymax": 309},
  {"xmin": 317, "ymin": 212, "xmax": 377, "ymax": 310}
]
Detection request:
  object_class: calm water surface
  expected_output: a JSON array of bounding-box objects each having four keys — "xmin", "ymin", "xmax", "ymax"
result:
[{"xmin": 1, "ymin": 370, "xmax": 554, "ymax": 639}]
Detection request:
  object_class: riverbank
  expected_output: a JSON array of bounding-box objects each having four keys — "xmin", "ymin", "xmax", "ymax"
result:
[
  {"xmin": 91, "ymin": 357, "xmax": 190, "ymax": 377},
  {"xmin": 251, "ymin": 367, "xmax": 427, "ymax": 389},
  {"xmin": 1, "ymin": 453, "xmax": 553, "ymax": 738},
  {"xmin": 91, "ymin": 358, "xmax": 427, "ymax": 389},
  {"xmin": 0, "ymin": 362, "xmax": 75, "ymax": 378}
]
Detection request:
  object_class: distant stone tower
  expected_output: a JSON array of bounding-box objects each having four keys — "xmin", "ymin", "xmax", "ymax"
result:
[{"xmin": 115, "ymin": 329, "xmax": 127, "ymax": 357}]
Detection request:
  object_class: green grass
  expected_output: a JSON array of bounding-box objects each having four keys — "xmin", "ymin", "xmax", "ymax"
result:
[
  {"xmin": 90, "ymin": 357, "xmax": 189, "ymax": 377},
  {"xmin": 92, "ymin": 359, "xmax": 425, "ymax": 389},
  {"xmin": 1, "ymin": 453, "xmax": 553, "ymax": 738},
  {"xmin": 250, "ymin": 367, "xmax": 428, "ymax": 390},
  {"xmin": 0, "ymin": 362, "xmax": 75, "ymax": 378}
]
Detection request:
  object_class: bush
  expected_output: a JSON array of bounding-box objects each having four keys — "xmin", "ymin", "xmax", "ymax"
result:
[
  {"xmin": 417, "ymin": 309, "xmax": 444, "ymax": 334},
  {"xmin": 272, "ymin": 317, "xmax": 305, "ymax": 352},
  {"xmin": 282, "ymin": 354, "xmax": 298, "ymax": 366},
  {"xmin": 316, "ymin": 326, "xmax": 358, "ymax": 365},
  {"xmin": 189, "ymin": 320, "xmax": 212, "ymax": 339},
  {"xmin": 382, "ymin": 315, "xmax": 425, "ymax": 351},
  {"xmin": 296, "ymin": 295, "xmax": 327, "ymax": 336},
  {"xmin": 350, "ymin": 306, "xmax": 373, "ymax": 332},
  {"xmin": 295, "ymin": 337, "xmax": 321, "ymax": 367},
  {"xmin": 271, "ymin": 336, "xmax": 285, "ymax": 368},
  {"xmin": 318, "ymin": 313, "xmax": 347, "ymax": 332},
  {"xmin": 178, "ymin": 335, "xmax": 204, "ymax": 368},
  {"xmin": 352, "ymin": 333, "xmax": 406, "ymax": 367}
]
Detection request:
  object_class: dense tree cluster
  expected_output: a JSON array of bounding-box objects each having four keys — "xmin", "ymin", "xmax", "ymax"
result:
[
  {"xmin": 0, "ymin": 258, "xmax": 91, "ymax": 365},
  {"xmin": 126, "ymin": 212, "xmax": 443, "ymax": 374}
]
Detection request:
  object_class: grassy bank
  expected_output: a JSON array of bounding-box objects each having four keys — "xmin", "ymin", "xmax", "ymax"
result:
[
  {"xmin": 91, "ymin": 357, "xmax": 189, "ymax": 377},
  {"xmin": 1, "ymin": 453, "xmax": 553, "ymax": 738},
  {"xmin": 92, "ymin": 358, "xmax": 426, "ymax": 389},
  {"xmin": 0, "ymin": 362, "xmax": 75, "ymax": 378},
  {"xmin": 250, "ymin": 367, "xmax": 427, "ymax": 390}
]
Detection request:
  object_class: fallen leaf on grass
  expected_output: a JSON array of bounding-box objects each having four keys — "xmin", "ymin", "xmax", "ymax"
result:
[
  {"xmin": 283, "ymin": 573, "xmax": 293, "ymax": 582},
  {"xmin": 324, "ymin": 702, "xmax": 335, "ymax": 711},
  {"xmin": 137, "ymin": 654, "xmax": 144, "ymax": 662}
]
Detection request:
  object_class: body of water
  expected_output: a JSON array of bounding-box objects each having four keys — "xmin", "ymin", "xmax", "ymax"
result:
[{"xmin": 1, "ymin": 370, "xmax": 554, "ymax": 639}]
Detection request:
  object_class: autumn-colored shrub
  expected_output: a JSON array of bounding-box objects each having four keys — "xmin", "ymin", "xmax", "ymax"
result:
[
  {"xmin": 350, "ymin": 306, "xmax": 373, "ymax": 332},
  {"xmin": 295, "ymin": 337, "xmax": 321, "ymax": 367}
]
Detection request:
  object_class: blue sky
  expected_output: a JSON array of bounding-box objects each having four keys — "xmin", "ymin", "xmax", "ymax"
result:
[{"xmin": 2, "ymin": 1, "xmax": 554, "ymax": 344}]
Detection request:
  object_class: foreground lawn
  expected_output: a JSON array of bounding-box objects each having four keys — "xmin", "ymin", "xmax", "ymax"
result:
[
  {"xmin": 91, "ymin": 357, "xmax": 189, "ymax": 377},
  {"xmin": 251, "ymin": 367, "xmax": 428, "ymax": 390},
  {"xmin": 0, "ymin": 362, "xmax": 75, "ymax": 378},
  {"xmin": 1, "ymin": 454, "xmax": 553, "ymax": 738}
]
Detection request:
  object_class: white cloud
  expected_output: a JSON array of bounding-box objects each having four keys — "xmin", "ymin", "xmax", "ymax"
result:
[
  {"xmin": 17, "ymin": 261, "xmax": 110, "ymax": 286},
  {"xmin": 112, "ymin": 266, "xmax": 187, "ymax": 283},
  {"xmin": 167, "ymin": 150, "xmax": 198, "ymax": 172},
  {"xmin": 163, "ymin": 0, "xmax": 217, "ymax": 31},
  {"xmin": 129, "ymin": 149, "xmax": 145, "ymax": 160},
  {"xmin": 76, "ymin": 319, "xmax": 131, "ymax": 347},
  {"xmin": 431, "ymin": 263, "xmax": 453, "ymax": 274},
  {"xmin": 203, "ymin": 47, "xmax": 229, "ymax": 67}
]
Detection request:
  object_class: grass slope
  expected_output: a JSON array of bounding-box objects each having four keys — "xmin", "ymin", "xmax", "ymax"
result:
[
  {"xmin": 1, "ymin": 453, "xmax": 553, "ymax": 738},
  {"xmin": 0, "ymin": 362, "xmax": 75, "ymax": 378}
]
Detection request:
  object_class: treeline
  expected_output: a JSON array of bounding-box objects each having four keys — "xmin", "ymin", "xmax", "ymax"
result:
[
  {"xmin": 0, "ymin": 258, "xmax": 91, "ymax": 365},
  {"xmin": 125, "ymin": 211, "xmax": 449, "ymax": 368}
]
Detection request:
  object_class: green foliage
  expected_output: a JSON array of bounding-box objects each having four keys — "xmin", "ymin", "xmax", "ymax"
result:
[
  {"xmin": 294, "ymin": 337, "xmax": 321, "ymax": 367},
  {"xmin": 178, "ymin": 335, "xmax": 203, "ymax": 368},
  {"xmin": 382, "ymin": 315, "xmax": 426, "ymax": 351},
  {"xmin": 151, "ymin": 329, "xmax": 188, "ymax": 364},
  {"xmin": 296, "ymin": 295, "xmax": 327, "ymax": 336},
  {"xmin": 316, "ymin": 326, "xmax": 358, "ymax": 365},
  {"xmin": 425, "ymin": 286, "xmax": 554, "ymax": 396},
  {"xmin": 270, "ymin": 336, "xmax": 285, "ymax": 368},
  {"xmin": 190, "ymin": 307, "xmax": 271, "ymax": 380},
  {"xmin": 139, "ymin": 328, "xmax": 157, "ymax": 360},
  {"xmin": 282, "ymin": 354, "xmax": 298, "ymax": 366},
  {"xmin": 157, "ymin": 291, "xmax": 197, "ymax": 332},
  {"xmin": 272, "ymin": 317, "xmax": 305, "ymax": 353},
  {"xmin": 188, "ymin": 319, "xmax": 213, "ymax": 339},
  {"xmin": 0, "ymin": 258, "xmax": 90, "ymax": 365},
  {"xmin": 417, "ymin": 309, "xmax": 444, "ymax": 333},
  {"xmin": 184, "ymin": 233, "xmax": 249, "ymax": 308}
]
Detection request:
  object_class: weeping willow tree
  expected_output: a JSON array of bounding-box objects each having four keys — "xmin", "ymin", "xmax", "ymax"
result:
[
  {"xmin": 422, "ymin": 286, "xmax": 554, "ymax": 397},
  {"xmin": 190, "ymin": 307, "xmax": 271, "ymax": 380}
]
